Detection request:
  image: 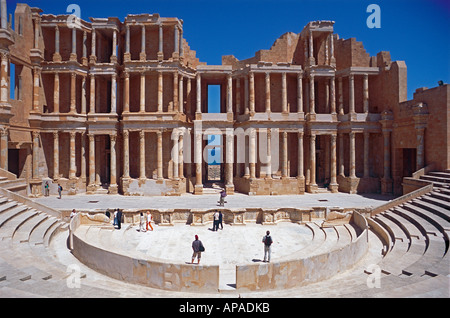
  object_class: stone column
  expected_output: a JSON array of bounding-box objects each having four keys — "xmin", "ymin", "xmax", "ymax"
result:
[
  {"xmin": 282, "ymin": 72, "xmax": 288, "ymax": 113},
  {"xmin": 80, "ymin": 133, "xmax": 86, "ymax": 182},
  {"xmin": 196, "ymin": 73, "xmax": 201, "ymax": 114},
  {"xmin": 157, "ymin": 130, "xmax": 163, "ymax": 180},
  {"xmin": 140, "ymin": 25, "xmax": 146, "ymax": 61},
  {"xmin": 139, "ymin": 130, "xmax": 146, "ymax": 179},
  {"xmin": 227, "ymin": 74, "xmax": 233, "ymax": 114},
  {"xmin": 0, "ymin": 128, "xmax": 7, "ymax": 171},
  {"xmin": 123, "ymin": 72, "xmax": 130, "ymax": 112},
  {"xmin": 53, "ymin": 73, "xmax": 60, "ymax": 113},
  {"xmin": 349, "ymin": 131, "xmax": 356, "ymax": 178},
  {"xmin": 172, "ymin": 71, "xmax": 178, "ymax": 112},
  {"xmin": 308, "ymin": 30, "xmax": 315, "ymax": 65},
  {"xmin": 308, "ymin": 133, "xmax": 317, "ymax": 191},
  {"xmin": 172, "ymin": 130, "xmax": 179, "ymax": 180},
  {"xmin": 186, "ymin": 77, "xmax": 191, "ymax": 114},
  {"xmin": 70, "ymin": 27, "xmax": 77, "ymax": 61},
  {"xmin": 123, "ymin": 130, "xmax": 130, "ymax": 179},
  {"xmin": 236, "ymin": 77, "xmax": 241, "ymax": 115},
  {"xmin": 249, "ymin": 72, "xmax": 255, "ymax": 114},
  {"xmin": 330, "ymin": 33, "xmax": 336, "ymax": 66},
  {"xmin": 158, "ymin": 71, "xmax": 163, "ymax": 112},
  {"xmin": 381, "ymin": 126, "xmax": 393, "ymax": 195},
  {"xmin": 416, "ymin": 128, "xmax": 425, "ymax": 170},
  {"xmin": 309, "ymin": 74, "xmax": 315, "ymax": 115},
  {"xmin": 179, "ymin": 75, "xmax": 184, "ymax": 113},
  {"xmin": 364, "ymin": 131, "xmax": 370, "ymax": 178},
  {"xmin": 51, "ymin": 131, "xmax": 59, "ymax": 179},
  {"xmin": 69, "ymin": 132, "xmax": 76, "ymax": 179},
  {"xmin": 330, "ymin": 133, "xmax": 338, "ymax": 192},
  {"xmin": 53, "ymin": 26, "xmax": 61, "ymax": 62},
  {"xmin": 81, "ymin": 76, "xmax": 86, "ymax": 114},
  {"xmin": 109, "ymin": 134, "xmax": 118, "ymax": 193},
  {"xmin": 174, "ymin": 25, "xmax": 179, "ymax": 57},
  {"xmin": 265, "ymin": 128, "xmax": 272, "ymax": 178},
  {"xmin": 265, "ymin": 72, "xmax": 271, "ymax": 113},
  {"xmin": 330, "ymin": 76, "xmax": 336, "ymax": 114},
  {"xmin": 194, "ymin": 129, "xmax": 203, "ymax": 193},
  {"xmin": 32, "ymin": 67, "xmax": 40, "ymax": 112},
  {"xmin": 140, "ymin": 72, "xmax": 146, "ymax": 112},
  {"xmin": 338, "ymin": 77, "xmax": 344, "ymax": 115},
  {"xmin": 158, "ymin": 24, "xmax": 164, "ymax": 60},
  {"xmin": 244, "ymin": 75, "xmax": 249, "ymax": 114},
  {"xmin": 297, "ymin": 73, "xmax": 303, "ymax": 114},
  {"xmin": 244, "ymin": 133, "xmax": 250, "ymax": 178},
  {"xmin": 89, "ymin": 74, "xmax": 95, "ymax": 114},
  {"xmin": 282, "ymin": 131, "xmax": 288, "ymax": 178},
  {"xmin": 225, "ymin": 129, "xmax": 234, "ymax": 192},
  {"xmin": 125, "ymin": 25, "xmax": 130, "ymax": 58},
  {"xmin": 90, "ymin": 28, "xmax": 96, "ymax": 63},
  {"xmin": 32, "ymin": 131, "xmax": 39, "ymax": 179},
  {"xmin": 178, "ymin": 132, "xmax": 184, "ymax": 178},
  {"xmin": 363, "ymin": 74, "xmax": 369, "ymax": 113},
  {"xmin": 349, "ymin": 74, "xmax": 355, "ymax": 115},
  {"xmin": 179, "ymin": 28, "xmax": 184, "ymax": 58},
  {"xmin": 111, "ymin": 29, "xmax": 117, "ymax": 63},
  {"xmin": 70, "ymin": 73, "xmax": 76, "ymax": 113},
  {"xmin": 88, "ymin": 134, "xmax": 95, "ymax": 189},
  {"xmin": 0, "ymin": 52, "xmax": 8, "ymax": 103},
  {"xmin": 111, "ymin": 74, "xmax": 117, "ymax": 113},
  {"xmin": 297, "ymin": 131, "xmax": 304, "ymax": 180},
  {"xmin": 339, "ymin": 132, "xmax": 345, "ymax": 176},
  {"xmin": 249, "ymin": 128, "xmax": 256, "ymax": 178}
]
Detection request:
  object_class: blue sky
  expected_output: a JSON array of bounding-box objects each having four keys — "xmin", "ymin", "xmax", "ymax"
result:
[{"xmin": 9, "ymin": 0, "xmax": 449, "ymax": 101}]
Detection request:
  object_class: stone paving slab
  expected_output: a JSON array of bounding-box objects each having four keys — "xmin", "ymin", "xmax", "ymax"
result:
[{"xmin": 33, "ymin": 192, "xmax": 396, "ymax": 211}]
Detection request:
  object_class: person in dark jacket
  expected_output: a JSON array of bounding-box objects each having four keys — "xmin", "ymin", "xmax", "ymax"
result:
[
  {"xmin": 116, "ymin": 208, "xmax": 122, "ymax": 230},
  {"xmin": 191, "ymin": 235, "xmax": 204, "ymax": 264}
]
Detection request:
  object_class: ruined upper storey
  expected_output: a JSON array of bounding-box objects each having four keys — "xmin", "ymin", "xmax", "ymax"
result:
[{"xmin": 39, "ymin": 12, "xmax": 204, "ymax": 68}]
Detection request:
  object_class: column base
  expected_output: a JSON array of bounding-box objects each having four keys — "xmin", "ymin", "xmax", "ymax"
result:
[
  {"xmin": 86, "ymin": 184, "xmax": 98, "ymax": 194},
  {"xmin": 108, "ymin": 184, "xmax": 118, "ymax": 194},
  {"xmin": 329, "ymin": 182, "xmax": 339, "ymax": 193},
  {"xmin": 306, "ymin": 183, "xmax": 318, "ymax": 193},
  {"xmin": 225, "ymin": 184, "xmax": 235, "ymax": 195},
  {"xmin": 381, "ymin": 178, "xmax": 393, "ymax": 195},
  {"xmin": 124, "ymin": 52, "xmax": 131, "ymax": 62},
  {"xmin": 157, "ymin": 51, "xmax": 164, "ymax": 61},
  {"xmin": 194, "ymin": 184, "xmax": 203, "ymax": 195},
  {"xmin": 29, "ymin": 179, "xmax": 43, "ymax": 198},
  {"xmin": 139, "ymin": 52, "xmax": 147, "ymax": 61},
  {"xmin": 53, "ymin": 53, "xmax": 62, "ymax": 62},
  {"xmin": 70, "ymin": 53, "xmax": 77, "ymax": 62},
  {"xmin": 68, "ymin": 178, "xmax": 78, "ymax": 195}
]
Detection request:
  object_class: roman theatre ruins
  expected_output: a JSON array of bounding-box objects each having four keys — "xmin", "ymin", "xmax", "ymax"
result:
[{"xmin": 0, "ymin": 2, "xmax": 448, "ymax": 297}]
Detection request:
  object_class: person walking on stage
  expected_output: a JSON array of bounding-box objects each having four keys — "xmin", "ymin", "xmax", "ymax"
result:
[
  {"xmin": 191, "ymin": 235, "xmax": 205, "ymax": 264},
  {"xmin": 262, "ymin": 230, "xmax": 273, "ymax": 263}
]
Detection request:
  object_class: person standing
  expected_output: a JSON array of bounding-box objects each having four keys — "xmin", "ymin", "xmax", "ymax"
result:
[
  {"xmin": 57, "ymin": 183, "xmax": 63, "ymax": 199},
  {"xmin": 191, "ymin": 235, "xmax": 204, "ymax": 264},
  {"xmin": 213, "ymin": 211, "xmax": 220, "ymax": 231},
  {"xmin": 262, "ymin": 230, "xmax": 273, "ymax": 263},
  {"xmin": 146, "ymin": 211, "xmax": 153, "ymax": 231},
  {"xmin": 116, "ymin": 208, "xmax": 122, "ymax": 230},
  {"xmin": 139, "ymin": 212, "xmax": 146, "ymax": 232},
  {"xmin": 44, "ymin": 182, "xmax": 49, "ymax": 197},
  {"xmin": 218, "ymin": 211, "xmax": 223, "ymax": 230}
]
